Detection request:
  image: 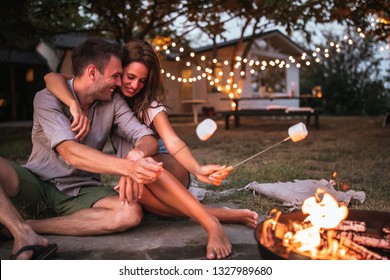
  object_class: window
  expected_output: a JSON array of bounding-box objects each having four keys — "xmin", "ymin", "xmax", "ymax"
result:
[
  {"xmin": 25, "ymin": 68, "xmax": 34, "ymax": 82},
  {"xmin": 251, "ymin": 57, "xmax": 286, "ymax": 96},
  {"xmin": 206, "ymin": 61, "xmax": 223, "ymax": 94}
]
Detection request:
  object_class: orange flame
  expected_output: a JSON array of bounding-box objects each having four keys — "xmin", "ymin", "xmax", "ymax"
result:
[
  {"xmin": 302, "ymin": 188, "xmax": 348, "ymax": 229},
  {"xmin": 283, "ymin": 188, "xmax": 348, "ymax": 256}
]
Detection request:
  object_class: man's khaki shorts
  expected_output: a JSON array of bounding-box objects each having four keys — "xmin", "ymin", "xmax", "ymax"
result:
[{"xmin": 9, "ymin": 161, "xmax": 118, "ymax": 219}]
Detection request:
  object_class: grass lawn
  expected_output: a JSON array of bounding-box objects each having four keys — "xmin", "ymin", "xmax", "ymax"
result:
[{"xmin": 1, "ymin": 115, "xmax": 389, "ymax": 215}]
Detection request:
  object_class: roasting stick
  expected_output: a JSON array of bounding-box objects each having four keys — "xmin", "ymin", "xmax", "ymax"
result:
[
  {"xmin": 233, "ymin": 137, "xmax": 291, "ymax": 168},
  {"xmin": 213, "ymin": 122, "xmax": 308, "ymax": 176},
  {"xmin": 233, "ymin": 122, "xmax": 309, "ymax": 168}
]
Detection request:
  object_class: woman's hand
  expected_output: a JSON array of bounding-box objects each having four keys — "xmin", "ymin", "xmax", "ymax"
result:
[
  {"xmin": 195, "ymin": 165, "xmax": 233, "ymax": 186},
  {"xmin": 125, "ymin": 149, "xmax": 145, "ymax": 161},
  {"xmin": 69, "ymin": 100, "xmax": 90, "ymax": 140}
]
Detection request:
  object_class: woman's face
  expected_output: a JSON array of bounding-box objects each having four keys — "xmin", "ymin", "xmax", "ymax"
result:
[{"xmin": 121, "ymin": 61, "xmax": 149, "ymax": 98}]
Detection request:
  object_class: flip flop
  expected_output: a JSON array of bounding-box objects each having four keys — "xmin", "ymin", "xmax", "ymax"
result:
[{"xmin": 10, "ymin": 243, "xmax": 58, "ymax": 260}]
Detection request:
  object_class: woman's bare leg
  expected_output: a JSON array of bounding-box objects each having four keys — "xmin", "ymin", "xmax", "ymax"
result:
[
  {"xmin": 142, "ymin": 187, "xmax": 259, "ymax": 228},
  {"xmin": 140, "ymin": 169, "xmax": 232, "ymax": 259},
  {"xmin": 155, "ymin": 154, "xmax": 190, "ymax": 187},
  {"xmin": 147, "ymin": 154, "xmax": 259, "ymax": 228},
  {"xmin": 205, "ymin": 207, "xmax": 259, "ymax": 228}
]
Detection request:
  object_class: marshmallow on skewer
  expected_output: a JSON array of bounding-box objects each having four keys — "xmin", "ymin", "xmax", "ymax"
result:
[
  {"xmin": 196, "ymin": 118, "xmax": 217, "ymax": 141},
  {"xmin": 288, "ymin": 122, "xmax": 308, "ymax": 142}
]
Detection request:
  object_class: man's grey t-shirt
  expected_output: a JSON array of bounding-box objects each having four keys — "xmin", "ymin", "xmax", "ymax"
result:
[{"xmin": 24, "ymin": 79, "xmax": 154, "ymax": 196}]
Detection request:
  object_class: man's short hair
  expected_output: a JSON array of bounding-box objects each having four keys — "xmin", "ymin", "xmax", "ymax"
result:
[{"xmin": 71, "ymin": 38, "xmax": 125, "ymax": 77}]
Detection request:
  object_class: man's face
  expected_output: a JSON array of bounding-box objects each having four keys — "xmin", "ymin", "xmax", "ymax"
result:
[{"xmin": 93, "ymin": 56, "xmax": 123, "ymax": 101}]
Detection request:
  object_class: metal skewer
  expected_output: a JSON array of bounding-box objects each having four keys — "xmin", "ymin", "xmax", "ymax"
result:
[{"xmin": 233, "ymin": 136, "xmax": 291, "ymax": 168}]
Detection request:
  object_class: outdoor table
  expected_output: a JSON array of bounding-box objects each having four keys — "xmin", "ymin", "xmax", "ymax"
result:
[
  {"xmin": 219, "ymin": 95, "xmax": 324, "ymax": 129},
  {"xmin": 220, "ymin": 95, "xmax": 322, "ymax": 111}
]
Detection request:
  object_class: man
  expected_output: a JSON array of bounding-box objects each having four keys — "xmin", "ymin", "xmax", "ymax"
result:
[{"xmin": 0, "ymin": 38, "xmax": 162, "ymax": 243}]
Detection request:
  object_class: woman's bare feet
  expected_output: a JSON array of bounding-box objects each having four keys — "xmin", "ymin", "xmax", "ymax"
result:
[
  {"xmin": 206, "ymin": 222, "xmax": 232, "ymax": 260},
  {"xmin": 207, "ymin": 207, "xmax": 259, "ymax": 228}
]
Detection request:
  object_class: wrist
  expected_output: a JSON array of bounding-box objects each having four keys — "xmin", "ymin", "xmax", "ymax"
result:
[
  {"xmin": 126, "ymin": 149, "xmax": 145, "ymax": 161},
  {"xmin": 69, "ymin": 99, "xmax": 79, "ymax": 107},
  {"xmin": 134, "ymin": 149, "xmax": 145, "ymax": 158}
]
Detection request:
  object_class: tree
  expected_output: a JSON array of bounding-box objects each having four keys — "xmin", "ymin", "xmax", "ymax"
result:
[
  {"xmin": 175, "ymin": 0, "xmax": 389, "ymax": 99},
  {"xmin": 0, "ymin": 0, "xmax": 86, "ymax": 50},
  {"xmin": 300, "ymin": 31, "xmax": 389, "ymax": 115},
  {"xmin": 1, "ymin": 0, "xmax": 388, "ymax": 103},
  {"xmin": 1, "ymin": 0, "xmax": 388, "ymax": 49}
]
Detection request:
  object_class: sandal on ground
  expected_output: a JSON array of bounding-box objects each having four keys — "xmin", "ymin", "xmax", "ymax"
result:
[{"xmin": 10, "ymin": 243, "xmax": 58, "ymax": 260}]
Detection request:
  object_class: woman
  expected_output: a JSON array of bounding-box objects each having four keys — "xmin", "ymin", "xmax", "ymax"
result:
[{"xmin": 44, "ymin": 39, "xmax": 258, "ymax": 259}]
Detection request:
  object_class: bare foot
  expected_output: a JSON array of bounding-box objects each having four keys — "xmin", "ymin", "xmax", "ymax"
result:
[
  {"xmin": 206, "ymin": 223, "xmax": 232, "ymax": 260},
  {"xmin": 12, "ymin": 224, "xmax": 49, "ymax": 260},
  {"xmin": 207, "ymin": 207, "xmax": 259, "ymax": 228}
]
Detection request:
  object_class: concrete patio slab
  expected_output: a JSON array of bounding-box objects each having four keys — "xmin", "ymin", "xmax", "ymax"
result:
[{"xmin": 0, "ymin": 211, "xmax": 266, "ymax": 260}]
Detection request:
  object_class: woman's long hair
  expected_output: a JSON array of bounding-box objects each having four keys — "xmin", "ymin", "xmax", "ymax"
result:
[{"xmin": 122, "ymin": 39, "xmax": 166, "ymax": 125}]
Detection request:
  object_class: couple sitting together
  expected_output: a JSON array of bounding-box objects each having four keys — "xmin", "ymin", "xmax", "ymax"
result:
[{"xmin": 0, "ymin": 38, "xmax": 258, "ymax": 260}]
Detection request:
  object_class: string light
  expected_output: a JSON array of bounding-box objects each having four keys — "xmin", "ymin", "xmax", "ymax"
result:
[{"xmin": 154, "ymin": 19, "xmax": 387, "ymax": 95}]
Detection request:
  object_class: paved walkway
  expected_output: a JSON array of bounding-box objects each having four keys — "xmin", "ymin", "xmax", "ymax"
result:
[{"xmin": 0, "ymin": 211, "xmax": 265, "ymax": 260}]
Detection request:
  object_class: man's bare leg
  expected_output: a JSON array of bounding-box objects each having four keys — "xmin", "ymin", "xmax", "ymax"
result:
[
  {"xmin": 28, "ymin": 196, "xmax": 143, "ymax": 236},
  {"xmin": 0, "ymin": 156, "xmax": 142, "ymax": 237},
  {"xmin": 0, "ymin": 157, "xmax": 49, "ymax": 259},
  {"xmin": 0, "ymin": 188, "xmax": 50, "ymax": 260}
]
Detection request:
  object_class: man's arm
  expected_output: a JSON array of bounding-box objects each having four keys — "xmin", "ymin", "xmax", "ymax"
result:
[{"xmin": 56, "ymin": 140, "xmax": 162, "ymax": 183}]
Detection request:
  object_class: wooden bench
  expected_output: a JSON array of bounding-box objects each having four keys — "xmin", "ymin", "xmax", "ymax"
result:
[{"xmin": 220, "ymin": 107, "xmax": 323, "ymax": 130}]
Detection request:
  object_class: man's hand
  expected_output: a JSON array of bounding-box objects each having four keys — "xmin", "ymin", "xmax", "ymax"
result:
[
  {"xmin": 115, "ymin": 176, "xmax": 144, "ymax": 205},
  {"xmin": 117, "ymin": 156, "xmax": 163, "ymax": 204}
]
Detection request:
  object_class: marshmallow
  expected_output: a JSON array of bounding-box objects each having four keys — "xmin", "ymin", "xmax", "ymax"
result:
[
  {"xmin": 288, "ymin": 122, "xmax": 308, "ymax": 142},
  {"xmin": 196, "ymin": 118, "xmax": 217, "ymax": 141}
]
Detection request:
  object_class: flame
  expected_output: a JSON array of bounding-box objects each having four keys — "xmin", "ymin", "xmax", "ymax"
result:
[
  {"xmin": 292, "ymin": 226, "xmax": 321, "ymax": 254},
  {"xmin": 283, "ymin": 188, "xmax": 348, "ymax": 256},
  {"xmin": 302, "ymin": 189, "xmax": 348, "ymax": 229},
  {"xmin": 261, "ymin": 188, "xmax": 387, "ymax": 260}
]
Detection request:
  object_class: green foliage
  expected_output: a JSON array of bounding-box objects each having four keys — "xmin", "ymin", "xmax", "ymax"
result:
[
  {"xmin": 0, "ymin": 0, "xmax": 388, "ymax": 50},
  {"xmin": 300, "ymin": 31, "xmax": 389, "ymax": 115},
  {"xmin": 0, "ymin": 0, "xmax": 85, "ymax": 50}
]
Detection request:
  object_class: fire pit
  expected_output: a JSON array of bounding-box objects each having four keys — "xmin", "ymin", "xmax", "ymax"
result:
[{"xmin": 255, "ymin": 192, "xmax": 390, "ymax": 260}]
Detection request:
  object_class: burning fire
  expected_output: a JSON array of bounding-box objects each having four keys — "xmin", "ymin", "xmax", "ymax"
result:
[
  {"xmin": 283, "ymin": 188, "xmax": 348, "ymax": 257},
  {"xmin": 260, "ymin": 188, "xmax": 389, "ymax": 260}
]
